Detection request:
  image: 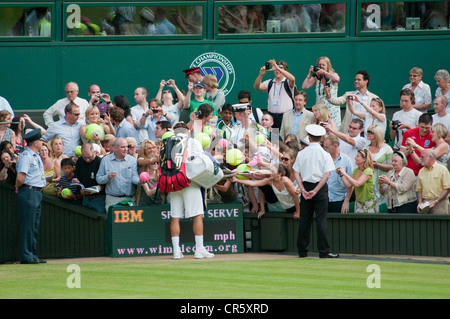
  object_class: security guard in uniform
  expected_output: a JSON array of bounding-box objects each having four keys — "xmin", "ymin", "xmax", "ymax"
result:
[
  {"xmin": 293, "ymin": 124, "xmax": 339, "ymax": 258},
  {"xmin": 15, "ymin": 129, "xmax": 47, "ymax": 264}
]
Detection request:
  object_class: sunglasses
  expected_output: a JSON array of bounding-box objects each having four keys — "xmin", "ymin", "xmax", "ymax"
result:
[
  {"xmin": 367, "ymin": 130, "xmax": 374, "ymax": 134},
  {"xmin": 281, "ymin": 157, "xmax": 290, "ymax": 161}
]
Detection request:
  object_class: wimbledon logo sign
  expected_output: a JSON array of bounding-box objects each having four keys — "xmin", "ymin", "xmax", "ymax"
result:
[{"xmin": 190, "ymin": 52, "xmax": 235, "ymax": 96}]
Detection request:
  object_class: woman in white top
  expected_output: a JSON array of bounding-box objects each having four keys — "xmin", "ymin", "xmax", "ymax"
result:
[
  {"xmin": 232, "ymin": 165, "xmax": 300, "ymax": 220},
  {"xmin": 346, "ymin": 94, "xmax": 386, "ymax": 138}
]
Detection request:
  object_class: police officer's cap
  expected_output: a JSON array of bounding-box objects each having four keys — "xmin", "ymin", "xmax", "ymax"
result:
[
  {"xmin": 231, "ymin": 103, "xmax": 248, "ymax": 112},
  {"xmin": 23, "ymin": 129, "xmax": 44, "ymax": 143},
  {"xmin": 305, "ymin": 124, "xmax": 326, "ymax": 137},
  {"xmin": 182, "ymin": 67, "xmax": 200, "ymax": 78}
]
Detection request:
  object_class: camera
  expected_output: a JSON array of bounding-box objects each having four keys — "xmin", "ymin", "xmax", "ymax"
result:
[
  {"xmin": 152, "ymin": 109, "xmax": 158, "ymax": 113},
  {"xmin": 99, "ymin": 93, "xmax": 105, "ymax": 98},
  {"xmin": 348, "ymin": 96, "xmax": 354, "ymax": 100},
  {"xmin": 391, "ymin": 120, "xmax": 401, "ymax": 130},
  {"xmin": 311, "ymin": 65, "xmax": 322, "ymax": 78},
  {"xmin": 265, "ymin": 62, "xmax": 271, "ymax": 70}
]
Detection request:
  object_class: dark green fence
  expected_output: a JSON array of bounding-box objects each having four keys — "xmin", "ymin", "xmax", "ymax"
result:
[
  {"xmin": 0, "ymin": 182, "xmax": 106, "ymax": 263},
  {"xmin": 2, "ymin": 180, "xmax": 449, "ymax": 263},
  {"xmin": 244, "ymin": 212, "xmax": 450, "ymax": 257}
]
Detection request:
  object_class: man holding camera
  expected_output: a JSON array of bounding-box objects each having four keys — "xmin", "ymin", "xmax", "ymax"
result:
[
  {"xmin": 325, "ymin": 70, "xmax": 379, "ymax": 134},
  {"xmin": 139, "ymin": 98, "xmax": 168, "ymax": 141},
  {"xmin": 390, "ymin": 88, "xmax": 422, "ymax": 150},
  {"xmin": 131, "ymin": 86, "xmax": 150, "ymax": 143},
  {"xmin": 253, "ymin": 59, "xmax": 296, "ymax": 130}
]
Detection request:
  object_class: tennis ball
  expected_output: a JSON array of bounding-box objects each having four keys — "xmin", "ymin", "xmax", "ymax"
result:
[
  {"xmin": 61, "ymin": 188, "xmax": 72, "ymax": 199},
  {"xmin": 236, "ymin": 164, "xmax": 252, "ymax": 180},
  {"xmin": 85, "ymin": 124, "xmax": 104, "ymax": 141},
  {"xmin": 203, "ymin": 125, "xmax": 213, "ymax": 135},
  {"xmin": 161, "ymin": 131, "xmax": 174, "ymax": 140},
  {"xmin": 74, "ymin": 145, "xmax": 82, "ymax": 156},
  {"xmin": 194, "ymin": 132, "xmax": 211, "ymax": 149},
  {"xmin": 226, "ymin": 148, "xmax": 244, "ymax": 166},
  {"xmin": 139, "ymin": 171, "xmax": 150, "ymax": 183},
  {"xmin": 255, "ymin": 134, "xmax": 266, "ymax": 145}
]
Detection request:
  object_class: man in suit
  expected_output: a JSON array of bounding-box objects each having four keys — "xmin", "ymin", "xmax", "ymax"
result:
[
  {"xmin": 280, "ymin": 90, "xmax": 315, "ymax": 141},
  {"xmin": 325, "ymin": 70, "xmax": 379, "ymax": 133}
]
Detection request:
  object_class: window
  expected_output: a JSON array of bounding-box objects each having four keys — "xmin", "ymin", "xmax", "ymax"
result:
[
  {"xmin": 217, "ymin": 2, "xmax": 348, "ymax": 37},
  {"xmin": 64, "ymin": 3, "xmax": 205, "ymax": 39},
  {"xmin": 360, "ymin": 1, "xmax": 450, "ymax": 33},
  {"xmin": 0, "ymin": 5, "xmax": 53, "ymax": 39}
]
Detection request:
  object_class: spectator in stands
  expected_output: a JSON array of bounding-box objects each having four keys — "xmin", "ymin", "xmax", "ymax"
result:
[
  {"xmin": 43, "ymin": 102, "xmax": 83, "ymax": 157},
  {"xmin": 280, "ymin": 90, "xmax": 315, "ymax": 142},
  {"xmin": 155, "ymin": 6, "xmax": 176, "ymax": 34},
  {"xmin": 11, "ymin": 114, "xmax": 46, "ymax": 154},
  {"xmin": 39, "ymin": 142, "xmax": 61, "ymax": 195},
  {"xmin": 312, "ymin": 103, "xmax": 337, "ymax": 136},
  {"xmin": 216, "ymin": 103, "xmax": 235, "ymax": 140},
  {"xmin": 280, "ymin": 148, "xmax": 299, "ymax": 184},
  {"xmin": 154, "ymin": 120, "xmax": 172, "ymax": 141},
  {"xmin": 434, "ymin": 69, "xmax": 450, "ymax": 110},
  {"xmin": 139, "ymin": 98, "xmax": 168, "ymax": 142},
  {"xmin": 402, "ymin": 67, "xmax": 432, "ymax": 113},
  {"xmin": 0, "ymin": 110, "xmax": 16, "ymax": 147},
  {"xmin": 131, "ymin": 87, "xmax": 150, "ymax": 143},
  {"xmin": 137, "ymin": 139, "xmax": 159, "ymax": 174},
  {"xmin": 431, "ymin": 96, "xmax": 450, "ymax": 142},
  {"xmin": 401, "ymin": 113, "xmax": 435, "ymax": 175},
  {"xmin": 237, "ymin": 90, "xmax": 263, "ymax": 125},
  {"xmin": 323, "ymin": 134, "xmax": 354, "ymax": 214},
  {"xmin": 366, "ymin": 124, "xmax": 393, "ymax": 209},
  {"xmin": 0, "ymin": 96, "xmax": 14, "ymax": 118},
  {"xmin": 112, "ymin": 95, "xmax": 133, "ymax": 124},
  {"xmin": 390, "ymin": 88, "xmax": 422, "ymax": 150},
  {"xmin": 233, "ymin": 165, "xmax": 300, "ymax": 219},
  {"xmin": 183, "ymin": 81, "xmax": 218, "ymax": 123},
  {"xmin": 57, "ymin": 158, "xmax": 82, "ymax": 204},
  {"xmin": 43, "ymin": 82, "xmax": 89, "ymax": 127},
  {"xmin": 126, "ymin": 137, "xmax": 139, "ymax": 159},
  {"xmin": 0, "ymin": 149, "xmax": 16, "ymax": 184},
  {"xmin": 379, "ymin": 151, "xmax": 417, "ymax": 213},
  {"xmin": 253, "ymin": 59, "xmax": 296, "ymax": 130},
  {"xmin": 325, "ymin": 70, "xmax": 379, "ymax": 134},
  {"xmin": 156, "ymin": 79, "xmax": 185, "ymax": 125},
  {"xmin": 96, "ymin": 137, "xmax": 140, "ymax": 211},
  {"xmin": 79, "ymin": 105, "xmax": 114, "ymax": 144},
  {"xmin": 87, "ymin": 84, "xmax": 111, "ymax": 116},
  {"xmin": 301, "ymin": 56, "xmax": 341, "ymax": 128},
  {"xmin": 407, "ymin": 123, "xmax": 449, "ymax": 168},
  {"xmin": 110, "ymin": 106, "xmax": 140, "ymax": 147},
  {"xmin": 48, "ymin": 136, "xmax": 68, "ymax": 162},
  {"xmin": 203, "ymin": 74, "xmax": 226, "ymax": 113},
  {"xmin": 342, "ymin": 94, "xmax": 386, "ymax": 138},
  {"xmin": 73, "ymin": 143, "xmax": 106, "ymax": 214},
  {"xmin": 337, "ymin": 149, "xmax": 377, "ymax": 213},
  {"xmin": 322, "ymin": 118, "xmax": 366, "ymax": 168},
  {"xmin": 416, "ymin": 149, "xmax": 450, "ymax": 214}
]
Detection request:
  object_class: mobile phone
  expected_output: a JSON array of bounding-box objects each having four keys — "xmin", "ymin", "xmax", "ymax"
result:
[{"xmin": 265, "ymin": 62, "xmax": 270, "ymax": 70}]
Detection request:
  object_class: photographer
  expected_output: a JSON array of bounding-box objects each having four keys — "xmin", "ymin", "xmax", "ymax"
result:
[
  {"xmin": 390, "ymin": 88, "xmax": 422, "ymax": 151},
  {"xmin": 302, "ymin": 57, "xmax": 341, "ymax": 128},
  {"xmin": 253, "ymin": 59, "xmax": 296, "ymax": 130},
  {"xmin": 139, "ymin": 98, "xmax": 168, "ymax": 142}
]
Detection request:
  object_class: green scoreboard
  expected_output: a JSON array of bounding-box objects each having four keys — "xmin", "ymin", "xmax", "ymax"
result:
[{"xmin": 106, "ymin": 203, "xmax": 245, "ymax": 258}]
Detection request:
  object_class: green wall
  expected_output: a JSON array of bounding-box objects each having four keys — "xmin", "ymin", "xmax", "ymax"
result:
[{"xmin": 1, "ymin": 35, "xmax": 449, "ymax": 115}]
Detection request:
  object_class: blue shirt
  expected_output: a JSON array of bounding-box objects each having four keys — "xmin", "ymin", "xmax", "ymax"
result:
[
  {"xmin": 139, "ymin": 115, "xmax": 168, "ymax": 142},
  {"xmin": 327, "ymin": 152, "xmax": 353, "ymax": 202},
  {"xmin": 96, "ymin": 153, "xmax": 140, "ymax": 197},
  {"xmin": 16, "ymin": 147, "xmax": 46, "ymax": 187},
  {"xmin": 292, "ymin": 109, "xmax": 304, "ymax": 137},
  {"xmin": 43, "ymin": 118, "xmax": 82, "ymax": 157},
  {"xmin": 114, "ymin": 119, "xmax": 141, "ymax": 147}
]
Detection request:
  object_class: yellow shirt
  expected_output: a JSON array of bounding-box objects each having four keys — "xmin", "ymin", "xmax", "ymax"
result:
[{"xmin": 416, "ymin": 162, "xmax": 450, "ymax": 200}]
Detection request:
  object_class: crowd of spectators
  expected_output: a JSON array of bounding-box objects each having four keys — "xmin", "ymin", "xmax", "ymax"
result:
[{"xmin": 1, "ymin": 61, "xmax": 449, "ymax": 216}]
